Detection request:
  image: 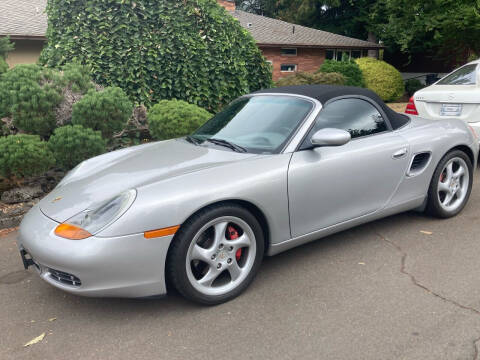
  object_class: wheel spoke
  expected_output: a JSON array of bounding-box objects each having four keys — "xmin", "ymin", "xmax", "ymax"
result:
[
  {"xmin": 198, "ymin": 268, "xmax": 221, "ymax": 287},
  {"xmin": 438, "ymin": 181, "xmax": 450, "ymax": 192},
  {"xmin": 228, "ymin": 260, "xmax": 242, "ymax": 281},
  {"xmin": 228, "ymin": 233, "xmax": 251, "ymax": 250},
  {"xmin": 445, "ymin": 162, "xmax": 454, "ymax": 182},
  {"xmin": 454, "ymin": 166, "xmax": 465, "ymax": 178},
  {"xmin": 191, "ymin": 244, "xmax": 213, "ymax": 264},
  {"xmin": 442, "ymin": 191, "xmax": 454, "ymax": 206},
  {"xmin": 213, "ymin": 222, "xmax": 228, "ymax": 248}
]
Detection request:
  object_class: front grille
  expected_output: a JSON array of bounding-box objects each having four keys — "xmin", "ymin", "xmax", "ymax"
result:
[{"xmin": 48, "ymin": 268, "xmax": 82, "ymax": 287}]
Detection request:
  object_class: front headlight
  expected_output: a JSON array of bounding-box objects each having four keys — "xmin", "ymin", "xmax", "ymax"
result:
[{"xmin": 54, "ymin": 189, "xmax": 137, "ymax": 240}]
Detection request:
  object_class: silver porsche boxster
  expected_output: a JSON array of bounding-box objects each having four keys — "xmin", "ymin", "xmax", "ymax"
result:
[{"xmin": 18, "ymin": 85, "xmax": 478, "ymax": 305}]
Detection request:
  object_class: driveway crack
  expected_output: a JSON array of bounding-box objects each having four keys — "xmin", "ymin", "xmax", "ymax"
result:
[
  {"xmin": 377, "ymin": 232, "xmax": 480, "ymax": 359},
  {"xmin": 376, "ymin": 232, "xmax": 480, "ymax": 315}
]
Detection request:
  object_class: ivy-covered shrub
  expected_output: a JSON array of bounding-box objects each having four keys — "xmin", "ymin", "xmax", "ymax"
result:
[
  {"xmin": 276, "ymin": 72, "xmax": 346, "ymax": 87},
  {"xmin": 0, "ymin": 58, "xmax": 8, "ymax": 75},
  {"xmin": 72, "ymin": 87, "xmax": 133, "ymax": 138},
  {"xmin": 48, "ymin": 125, "xmax": 106, "ymax": 170},
  {"xmin": 40, "ymin": 0, "xmax": 273, "ymax": 111},
  {"xmin": 0, "ymin": 135, "xmax": 54, "ymax": 179},
  {"xmin": 405, "ymin": 78, "xmax": 425, "ymax": 96},
  {"xmin": 148, "ymin": 100, "xmax": 212, "ymax": 140},
  {"xmin": 355, "ymin": 58, "xmax": 405, "ymax": 102},
  {"xmin": 0, "ymin": 65, "xmax": 63, "ymax": 137},
  {"xmin": 319, "ymin": 60, "xmax": 364, "ymax": 87}
]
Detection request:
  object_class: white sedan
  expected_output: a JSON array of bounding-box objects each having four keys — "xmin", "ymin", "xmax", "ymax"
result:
[{"xmin": 406, "ymin": 59, "xmax": 480, "ymax": 140}]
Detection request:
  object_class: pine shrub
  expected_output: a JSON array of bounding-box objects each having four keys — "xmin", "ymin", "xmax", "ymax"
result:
[
  {"xmin": 148, "ymin": 100, "xmax": 212, "ymax": 141},
  {"xmin": 48, "ymin": 125, "xmax": 106, "ymax": 170},
  {"xmin": 0, "ymin": 135, "xmax": 54, "ymax": 179},
  {"xmin": 72, "ymin": 87, "xmax": 133, "ymax": 138},
  {"xmin": 0, "ymin": 65, "xmax": 63, "ymax": 137}
]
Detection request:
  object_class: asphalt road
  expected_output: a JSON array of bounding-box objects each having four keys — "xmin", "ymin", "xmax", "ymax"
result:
[{"xmin": 2, "ymin": 174, "xmax": 480, "ymax": 360}]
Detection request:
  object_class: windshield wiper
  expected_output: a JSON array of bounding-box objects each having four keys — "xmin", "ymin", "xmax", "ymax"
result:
[
  {"xmin": 206, "ymin": 138, "xmax": 247, "ymax": 153},
  {"xmin": 185, "ymin": 135, "xmax": 201, "ymax": 145}
]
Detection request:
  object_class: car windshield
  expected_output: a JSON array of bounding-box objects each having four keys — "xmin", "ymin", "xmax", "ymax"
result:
[
  {"xmin": 191, "ymin": 95, "xmax": 313, "ymax": 154},
  {"xmin": 437, "ymin": 64, "xmax": 478, "ymax": 85}
]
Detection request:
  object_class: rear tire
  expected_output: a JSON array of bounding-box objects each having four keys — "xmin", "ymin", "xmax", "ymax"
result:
[
  {"xmin": 426, "ymin": 150, "xmax": 473, "ymax": 218},
  {"xmin": 166, "ymin": 204, "xmax": 264, "ymax": 305}
]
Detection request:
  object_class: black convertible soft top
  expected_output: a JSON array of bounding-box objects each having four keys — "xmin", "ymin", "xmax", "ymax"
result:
[{"xmin": 254, "ymin": 85, "xmax": 410, "ymax": 130}]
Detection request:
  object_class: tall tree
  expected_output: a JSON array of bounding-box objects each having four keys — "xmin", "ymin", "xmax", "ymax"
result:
[{"xmin": 373, "ymin": 0, "xmax": 480, "ymax": 60}]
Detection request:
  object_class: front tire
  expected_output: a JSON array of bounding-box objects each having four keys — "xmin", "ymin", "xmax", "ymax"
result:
[
  {"xmin": 426, "ymin": 150, "xmax": 473, "ymax": 218},
  {"xmin": 167, "ymin": 204, "xmax": 264, "ymax": 305}
]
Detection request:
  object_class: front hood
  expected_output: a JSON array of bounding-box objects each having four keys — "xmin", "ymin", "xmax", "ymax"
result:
[
  {"xmin": 416, "ymin": 85, "xmax": 480, "ymax": 103},
  {"xmin": 40, "ymin": 139, "xmax": 256, "ymax": 222}
]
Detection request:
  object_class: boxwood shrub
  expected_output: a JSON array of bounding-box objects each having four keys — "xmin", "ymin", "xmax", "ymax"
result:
[
  {"xmin": 355, "ymin": 58, "xmax": 405, "ymax": 102},
  {"xmin": 48, "ymin": 125, "xmax": 106, "ymax": 170},
  {"xmin": 0, "ymin": 135, "xmax": 54, "ymax": 179},
  {"xmin": 0, "ymin": 58, "xmax": 8, "ymax": 75},
  {"xmin": 276, "ymin": 72, "xmax": 345, "ymax": 87},
  {"xmin": 72, "ymin": 87, "xmax": 133, "ymax": 138},
  {"xmin": 148, "ymin": 100, "xmax": 212, "ymax": 141},
  {"xmin": 319, "ymin": 60, "xmax": 365, "ymax": 87}
]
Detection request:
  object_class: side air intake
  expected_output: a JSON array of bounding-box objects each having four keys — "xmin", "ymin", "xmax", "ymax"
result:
[{"xmin": 408, "ymin": 152, "xmax": 431, "ymax": 176}]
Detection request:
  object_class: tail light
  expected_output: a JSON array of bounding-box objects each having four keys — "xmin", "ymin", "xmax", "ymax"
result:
[{"xmin": 405, "ymin": 96, "xmax": 419, "ymax": 116}]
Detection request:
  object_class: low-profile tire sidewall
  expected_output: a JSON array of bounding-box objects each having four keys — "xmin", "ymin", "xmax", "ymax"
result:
[
  {"xmin": 427, "ymin": 150, "xmax": 473, "ymax": 218},
  {"xmin": 167, "ymin": 204, "xmax": 265, "ymax": 305}
]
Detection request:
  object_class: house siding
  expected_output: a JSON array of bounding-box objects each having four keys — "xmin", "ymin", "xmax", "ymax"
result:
[
  {"xmin": 5, "ymin": 39, "xmax": 45, "ymax": 67},
  {"xmin": 260, "ymin": 47, "xmax": 326, "ymax": 81}
]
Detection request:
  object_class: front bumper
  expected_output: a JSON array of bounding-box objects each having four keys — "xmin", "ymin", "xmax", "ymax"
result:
[{"xmin": 17, "ymin": 205, "xmax": 173, "ymax": 298}]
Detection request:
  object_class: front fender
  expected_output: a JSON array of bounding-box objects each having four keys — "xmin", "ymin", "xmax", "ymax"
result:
[{"xmin": 98, "ymin": 154, "xmax": 293, "ymax": 246}]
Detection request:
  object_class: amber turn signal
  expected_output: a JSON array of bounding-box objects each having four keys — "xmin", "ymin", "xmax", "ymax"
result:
[
  {"xmin": 55, "ymin": 224, "xmax": 92, "ymax": 240},
  {"xmin": 144, "ymin": 225, "xmax": 180, "ymax": 239}
]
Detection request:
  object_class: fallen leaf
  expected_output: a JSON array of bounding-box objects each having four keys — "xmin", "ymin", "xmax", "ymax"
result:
[
  {"xmin": 420, "ymin": 231, "xmax": 433, "ymax": 235},
  {"xmin": 48, "ymin": 318, "xmax": 56, "ymax": 322},
  {"xmin": 24, "ymin": 333, "xmax": 45, "ymax": 347}
]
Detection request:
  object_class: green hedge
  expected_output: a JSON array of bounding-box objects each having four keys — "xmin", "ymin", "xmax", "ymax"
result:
[
  {"xmin": 355, "ymin": 58, "xmax": 405, "ymax": 102},
  {"xmin": 276, "ymin": 72, "xmax": 345, "ymax": 87},
  {"xmin": 405, "ymin": 78, "xmax": 425, "ymax": 96},
  {"xmin": 40, "ymin": 0, "xmax": 273, "ymax": 111},
  {"xmin": 72, "ymin": 87, "xmax": 133, "ymax": 138},
  {"xmin": 48, "ymin": 125, "xmax": 106, "ymax": 170},
  {"xmin": 0, "ymin": 135, "xmax": 54, "ymax": 179},
  {"xmin": 319, "ymin": 60, "xmax": 364, "ymax": 87},
  {"xmin": 148, "ymin": 100, "xmax": 212, "ymax": 140}
]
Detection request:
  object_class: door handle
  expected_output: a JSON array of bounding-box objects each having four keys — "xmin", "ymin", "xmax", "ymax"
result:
[{"xmin": 392, "ymin": 148, "xmax": 408, "ymax": 159}]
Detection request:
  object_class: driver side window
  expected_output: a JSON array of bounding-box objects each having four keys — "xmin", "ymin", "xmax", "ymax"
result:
[{"xmin": 310, "ymin": 98, "xmax": 388, "ymax": 139}]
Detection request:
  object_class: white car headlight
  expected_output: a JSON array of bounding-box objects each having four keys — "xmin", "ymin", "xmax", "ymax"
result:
[{"xmin": 54, "ymin": 189, "xmax": 137, "ymax": 240}]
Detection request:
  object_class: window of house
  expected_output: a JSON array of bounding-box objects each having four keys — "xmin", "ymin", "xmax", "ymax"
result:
[
  {"xmin": 281, "ymin": 64, "xmax": 297, "ymax": 72},
  {"xmin": 351, "ymin": 50, "xmax": 362, "ymax": 59},
  {"xmin": 281, "ymin": 48, "xmax": 298, "ymax": 56},
  {"xmin": 326, "ymin": 49, "xmax": 335, "ymax": 60},
  {"xmin": 307, "ymin": 98, "xmax": 388, "ymax": 140}
]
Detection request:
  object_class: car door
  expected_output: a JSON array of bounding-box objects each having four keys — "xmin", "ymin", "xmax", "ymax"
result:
[{"xmin": 288, "ymin": 97, "xmax": 410, "ymax": 238}]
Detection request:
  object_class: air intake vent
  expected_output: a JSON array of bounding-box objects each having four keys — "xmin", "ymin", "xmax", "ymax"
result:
[
  {"xmin": 48, "ymin": 268, "xmax": 82, "ymax": 287},
  {"xmin": 408, "ymin": 152, "xmax": 431, "ymax": 176}
]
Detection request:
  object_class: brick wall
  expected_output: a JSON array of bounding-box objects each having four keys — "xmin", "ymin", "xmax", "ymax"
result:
[
  {"xmin": 217, "ymin": 0, "xmax": 236, "ymax": 11},
  {"xmin": 260, "ymin": 47, "xmax": 326, "ymax": 81}
]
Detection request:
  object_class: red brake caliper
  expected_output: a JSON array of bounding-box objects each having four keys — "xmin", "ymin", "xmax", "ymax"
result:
[{"xmin": 228, "ymin": 225, "xmax": 242, "ymax": 261}]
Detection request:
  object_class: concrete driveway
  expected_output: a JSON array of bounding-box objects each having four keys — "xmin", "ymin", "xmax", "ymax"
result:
[{"xmin": 2, "ymin": 173, "xmax": 480, "ymax": 360}]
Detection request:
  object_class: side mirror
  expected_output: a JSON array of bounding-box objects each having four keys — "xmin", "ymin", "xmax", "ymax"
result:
[{"xmin": 310, "ymin": 128, "xmax": 351, "ymax": 148}]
